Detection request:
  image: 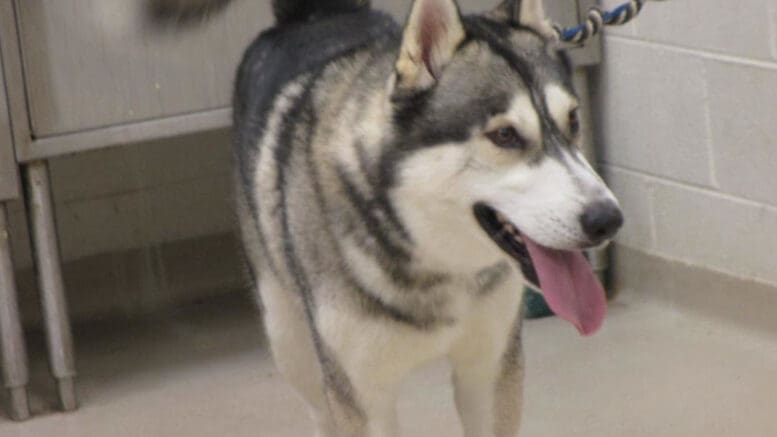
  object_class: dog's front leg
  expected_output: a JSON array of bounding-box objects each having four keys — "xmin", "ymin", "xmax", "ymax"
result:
[
  {"xmin": 321, "ymin": 371, "xmax": 399, "ymax": 437},
  {"xmin": 451, "ymin": 320, "xmax": 524, "ymax": 437},
  {"xmin": 316, "ymin": 307, "xmax": 414, "ymax": 437},
  {"xmin": 449, "ymin": 281, "xmax": 525, "ymax": 437}
]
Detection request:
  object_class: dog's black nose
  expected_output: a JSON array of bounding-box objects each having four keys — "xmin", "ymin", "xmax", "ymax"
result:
[{"xmin": 580, "ymin": 200, "xmax": 623, "ymax": 244}]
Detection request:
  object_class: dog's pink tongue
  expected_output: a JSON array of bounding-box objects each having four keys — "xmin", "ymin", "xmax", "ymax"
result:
[{"xmin": 523, "ymin": 238, "xmax": 607, "ymax": 336}]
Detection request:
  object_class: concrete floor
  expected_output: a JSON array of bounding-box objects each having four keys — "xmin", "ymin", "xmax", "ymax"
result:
[{"xmin": 2, "ymin": 293, "xmax": 776, "ymax": 436}]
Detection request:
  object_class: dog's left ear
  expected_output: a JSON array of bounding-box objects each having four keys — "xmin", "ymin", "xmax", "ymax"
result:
[
  {"xmin": 392, "ymin": 0, "xmax": 466, "ymax": 95},
  {"xmin": 490, "ymin": 0, "xmax": 555, "ymax": 38}
]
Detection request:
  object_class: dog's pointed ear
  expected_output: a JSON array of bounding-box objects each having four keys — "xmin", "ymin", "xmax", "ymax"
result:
[
  {"xmin": 393, "ymin": 0, "xmax": 465, "ymax": 95},
  {"xmin": 490, "ymin": 0, "xmax": 555, "ymax": 38},
  {"xmin": 490, "ymin": 0, "xmax": 520, "ymax": 22}
]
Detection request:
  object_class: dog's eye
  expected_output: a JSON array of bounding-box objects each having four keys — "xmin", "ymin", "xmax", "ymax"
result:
[
  {"xmin": 569, "ymin": 108, "xmax": 581, "ymax": 136},
  {"xmin": 486, "ymin": 127, "xmax": 526, "ymax": 149}
]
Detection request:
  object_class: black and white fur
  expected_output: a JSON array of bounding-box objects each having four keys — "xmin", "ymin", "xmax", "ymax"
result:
[{"xmin": 163, "ymin": 0, "xmax": 623, "ymax": 435}]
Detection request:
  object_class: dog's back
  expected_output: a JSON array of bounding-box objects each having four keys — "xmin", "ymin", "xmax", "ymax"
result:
[
  {"xmin": 229, "ymin": 3, "xmax": 406, "ymax": 305},
  {"xmin": 232, "ymin": 6, "xmax": 399, "ymax": 197}
]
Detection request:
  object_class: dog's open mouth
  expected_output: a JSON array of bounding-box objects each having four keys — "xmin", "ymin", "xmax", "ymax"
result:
[
  {"xmin": 473, "ymin": 203, "xmax": 540, "ymax": 289},
  {"xmin": 473, "ymin": 203, "xmax": 607, "ymax": 336}
]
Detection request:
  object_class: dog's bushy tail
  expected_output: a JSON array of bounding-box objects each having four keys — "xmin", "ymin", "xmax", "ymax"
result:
[
  {"xmin": 272, "ymin": 0, "xmax": 371, "ymax": 25},
  {"xmin": 150, "ymin": 0, "xmax": 370, "ymax": 25}
]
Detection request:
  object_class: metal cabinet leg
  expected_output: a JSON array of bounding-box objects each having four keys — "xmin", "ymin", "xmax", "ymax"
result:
[
  {"xmin": 24, "ymin": 161, "xmax": 77, "ymax": 412},
  {"xmin": 0, "ymin": 203, "xmax": 30, "ymax": 420}
]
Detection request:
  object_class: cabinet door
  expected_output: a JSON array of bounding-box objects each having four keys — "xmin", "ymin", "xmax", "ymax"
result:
[
  {"xmin": 17, "ymin": 0, "xmax": 270, "ymax": 137},
  {"xmin": 0, "ymin": 52, "xmax": 19, "ymax": 201}
]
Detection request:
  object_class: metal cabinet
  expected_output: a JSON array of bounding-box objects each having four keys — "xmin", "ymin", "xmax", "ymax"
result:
[
  {"xmin": 0, "ymin": 0, "xmax": 274, "ymax": 418},
  {"xmin": 9, "ymin": 0, "xmax": 270, "ymax": 161},
  {"xmin": 17, "ymin": 0, "xmax": 270, "ymax": 137}
]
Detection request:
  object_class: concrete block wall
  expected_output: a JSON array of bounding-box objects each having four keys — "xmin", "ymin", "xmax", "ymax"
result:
[{"xmin": 594, "ymin": 0, "xmax": 777, "ymax": 288}]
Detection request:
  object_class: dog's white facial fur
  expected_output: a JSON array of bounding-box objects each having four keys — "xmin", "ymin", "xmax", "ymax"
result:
[{"xmin": 392, "ymin": 85, "xmax": 619, "ymax": 271}]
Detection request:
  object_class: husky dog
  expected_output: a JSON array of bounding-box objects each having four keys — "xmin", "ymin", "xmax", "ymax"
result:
[{"xmin": 163, "ymin": 0, "xmax": 623, "ymax": 435}]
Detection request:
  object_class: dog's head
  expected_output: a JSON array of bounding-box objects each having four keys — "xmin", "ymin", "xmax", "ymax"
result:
[{"xmin": 388, "ymin": 0, "xmax": 623, "ymax": 335}]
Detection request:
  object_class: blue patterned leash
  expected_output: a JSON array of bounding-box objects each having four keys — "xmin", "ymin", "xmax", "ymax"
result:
[{"xmin": 555, "ymin": 0, "xmax": 663, "ymax": 45}]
